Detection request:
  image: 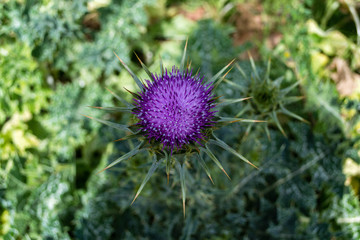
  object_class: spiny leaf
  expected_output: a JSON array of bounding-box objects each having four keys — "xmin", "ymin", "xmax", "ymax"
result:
[
  {"xmin": 97, "ymin": 142, "xmax": 146, "ymax": 174},
  {"xmin": 235, "ymin": 63, "xmax": 247, "ymax": 79},
  {"xmin": 134, "ymin": 51, "xmax": 155, "ymax": 82},
  {"xmin": 265, "ymin": 57, "xmax": 271, "ymax": 83},
  {"xmin": 271, "ymin": 110, "xmax": 287, "ymax": 137},
  {"xmin": 282, "ymin": 96, "xmax": 305, "ymax": 104},
  {"xmin": 165, "ymin": 151, "xmax": 171, "ymax": 184},
  {"xmin": 180, "ymin": 38, "xmax": 188, "ymax": 73},
  {"xmin": 113, "ymin": 130, "xmax": 142, "ymax": 142},
  {"xmin": 218, "ymin": 117, "xmax": 267, "ymax": 123},
  {"xmin": 216, "ymin": 97, "xmax": 252, "ymax": 108},
  {"xmin": 105, "ymin": 88, "xmax": 132, "ymax": 108},
  {"xmin": 264, "ymin": 125, "xmax": 271, "ymax": 141},
  {"xmin": 200, "ymin": 146, "xmax": 231, "ymax": 180},
  {"xmin": 81, "ymin": 114, "xmax": 133, "ymax": 133},
  {"xmin": 280, "ymin": 105, "xmax": 309, "ymax": 123},
  {"xmin": 235, "ymin": 104, "xmax": 252, "ymax": 117},
  {"xmin": 206, "ymin": 59, "xmax": 235, "ymax": 84},
  {"xmin": 209, "ymin": 136, "xmax": 258, "ymax": 169},
  {"xmin": 241, "ymin": 122, "xmax": 254, "ymax": 142},
  {"xmin": 280, "ymin": 81, "xmax": 299, "ymax": 95},
  {"xmin": 131, "ymin": 155, "xmax": 161, "ymax": 205},
  {"xmin": 87, "ymin": 106, "xmax": 132, "ymax": 112},
  {"xmin": 273, "ymin": 76, "xmax": 284, "ymax": 87},
  {"xmin": 113, "ymin": 51, "xmax": 144, "ymax": 90},
  {"xmin": 248, "ymin": 53, "xmax": 260, "ymax": 80},
  {"xmin": 213, "ymin": 66, "xmax": 233, "ymax": 89},
  {"xmin": 176, "ymin": 161, "xmax": 186, "ymax": 217},
  {"xmin": 224, "ymin": 79, "xmax": 244, "ymax": 91},
  {"xmin": 197, "ymin": 153, "xmax": 214, "ymax": 184}
]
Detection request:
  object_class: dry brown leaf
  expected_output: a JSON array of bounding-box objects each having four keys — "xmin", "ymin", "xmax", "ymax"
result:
[{"xmin": 329, "ymin": 57, "xmax": 360, "ymax": 96}]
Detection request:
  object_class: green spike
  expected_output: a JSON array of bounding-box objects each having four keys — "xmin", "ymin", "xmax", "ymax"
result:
[
  {"xmin": 235, "ymin": 104, "xmax": 252, "ymax": 117},
  {"xmin": 280, "ymin": 81, "xmax": 299, "ymax": 95},
  {"xmin": 197, "ymin": 153, "xmax": 214, "ymax": 184},
  {"xmin": 242, "ymin": 123, "xmax": 254, "ymax": 142},
  {"xmin": 180, "ymin": 39, "xmax": 188, "ymax": 72},
  {"xmin": 113, "ymin": 130, "xmax": 142, "ymax": 142},
  {"xmin": 113, "ymin": 51, "xmax": 144, "ymax": 91},
  {"xmin": 218, "ymin": 117, "xmax": 266, "ymax": 123},
  {"xmin": 200, "ymin": 146, "xmax": 231, "ymax": 180},
  {"xmin": 131, "ymin": 155, "xmax": 161, "ymax": 205},
  {"xmin": 235, "ymin": 63, "xmax": 247, "ymax": 79},
  {"xmin": 264, "ymin": 125, "xmax": 271, "ymax": 141},
  {"xmin": 224, "ymin": 79, "xmax": 244, "ymax": 91},
  {"xmin": 217, "ymin": 97, "xmax": 252, "ymax": 108},
  {"xmin": 164, "ymin": 151, "xmax": 171, "ymax": 184},
  {"xmin": 105, "ymin": 88, "xmax": 132, "ymax": 108},
  {"xmin": 176, "ymin": 161, "xmax": 186, "ymax": 217},
  {"xmin": 280, "ymin": 105, "xmax": 309, "ymax": 123},
  {"xmin": 87, "ymin": 106, "xmax": 132, "ymax": 112},
  {"xmin": 265, "ymin": 57, "xmax": 271, "ymax": 83},
  {"xmin": 248, "ymin": 53, "xmax": 260, "ymax": 81},
  {"xmin": 97, "ymin": 142, "xmax": 146, "ymax": 174},
  {"xmin": 206, "ymin": 59, "xmax": 235, "ymax": 84},
  {"xmin": 213, "ymin": 66, "xmax": 233, "ymax": 89},
  {"xmin": 209, "ymin": 136, "xmax": 258, "ymax": 169},
  {"xmin": 273, "ymin": 76, "xmax": 284, "ymax": 87},
  {"xmin": 134, "ymin": 52, "xmax": 155, "ymax": 82},
  {"xmin": 81, "ymin": 114, "xmax": 133, "ymax": 133},
  {"xmin": 282, "ymin": 96, "xmax": 304, "ymax": 104},
  {"xmin": 271, "ymin": 110, "xmax": 287, "ymax": 137}
]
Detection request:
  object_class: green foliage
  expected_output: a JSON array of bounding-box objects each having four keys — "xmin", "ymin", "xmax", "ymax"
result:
[{"xmin": 1, "ymin": 0, "xmax": 359, "ymax": 239}]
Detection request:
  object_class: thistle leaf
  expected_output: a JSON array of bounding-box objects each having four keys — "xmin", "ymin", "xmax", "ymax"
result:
[
  {"xmin": 180, "ymin": 39, "xmax": 188, "ymax": 72},
  {"xmin": 265, "ymin": 57, "xmax": 271, "ymax": 82},
  {"xmin": 282, "ymin": 96, "xmax": 305, "ymax": 104},
  {"xmin": 209, "ymin": 136, "xmax": 258, "ymax": 169},
  {"xmin": 224, "ymin": 79, "xmax": 244, "ymax": 91},
  {"xmin": 264, "ymin": 125, "xmax": 271, "ymax": 141},
  {"xmin": 105, "ymin": 87, "xmax": 132, "ymax": 108},
  {"xmin": 87, "ymin": 106, "xmax": 132, "ymax": 112},
  {"xmin": 271, "ymin": 110, "xmax": 287, "ymax": 137},
  {"xmin": 248, "ymin": 53, "xmax": 260, "ymax": 80},
  {"xmin": 216, "ymin": 97, "xmax": 252, "ymax": 108},
  {"xmin": 206, "ymin": 59, "xmax": 235, "ymax": 84},
  {"xmin": 280, "ymin": 81, "xmax": 299, "ymax": 95},
  {"xmin": 197, "ymin": 153, "xmax": 214, "ymax": 184},
  {"xmin": 165, "ymin": 151, "xmax": 171, "ymax": 184},
  {"xmin": 213, "ymin": 66, "xmax": 233, "ymax": 89},
  {"xmin": 200, "ymin": 146, "xmax": 231, "ymax": 180},
  {"xmin": 113, "ymin": 130, "xmax": 142, "ymax": 142},
  {"xmin": 280, "ymin": 105, "xmax": 309, "ymax": 123},
  {"xmin": 131, "ymin": 155, "xmax": 161, "ymax": 205},
  {"xmin": 235, "ymin": 63, "xmax": 247, "ymax": 79},
  {"xmin": 218, "ymin": 117, "xmax": 266, "ymax": 123},
  {"xmin": 97, "ymin": 142, "xmax": 146, "ymax": 174},
  {"xmin": 176, "ymin": 161, "xmax": 186, "ymax": 217},
  {"xmin": 113, "ymin": 51, "xmax": 144, "ymax": 91},
  {"xmin": 81, "ymin": 114, "xmax": 133, "ymax": 133},
  {"xmin": 134, "ymin": 52, "xmax": 155, "ymax": 82}
]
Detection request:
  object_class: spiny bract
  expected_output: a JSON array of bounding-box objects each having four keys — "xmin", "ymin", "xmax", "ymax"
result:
[{"xmin": 83, "ymin": 42, "xmax": 260, "ymax": 216}]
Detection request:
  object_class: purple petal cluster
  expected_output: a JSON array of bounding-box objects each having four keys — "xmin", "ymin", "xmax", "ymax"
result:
[{"xmin": 133, "ymin": 67, "xmax": 216, "ymax": 151}]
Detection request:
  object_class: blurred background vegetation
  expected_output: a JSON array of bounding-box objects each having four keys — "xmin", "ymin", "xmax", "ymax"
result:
[{"xmin": 1, "ymin": 0, "xmax": 360, "ymax": 239}]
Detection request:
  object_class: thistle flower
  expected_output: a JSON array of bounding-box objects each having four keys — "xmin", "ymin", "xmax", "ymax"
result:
[
  {"xmin": 83, "ymin": 42, "xmax": 260, "ymax": 216},
  {"xmin": 132, "ymin": 67, "xmax": 216, "ymax": 152},
  {"xmin": 226, "ymin": 55, "xmax": 309, "ymax": 139}
]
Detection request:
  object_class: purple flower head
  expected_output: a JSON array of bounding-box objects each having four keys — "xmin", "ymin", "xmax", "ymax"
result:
[{"xmin": 133, "ymin": 67, "xmax": 216, "ymax": 152}]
